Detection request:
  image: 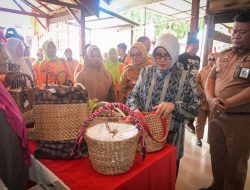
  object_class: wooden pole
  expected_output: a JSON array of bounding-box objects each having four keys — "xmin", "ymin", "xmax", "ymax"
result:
[
  {"xmin": 130, "ymin": 26, "xmax": 134, "ymax": 45},
  {"xmin": 80, "ymin": 8, "xmax": 85, "ymax": 57},
  {"xmin": 202, "ymin": 14, "xmax": 215, "ymax": 67},
  {"xmin": 46, "ymin": 15, "xmax": 50, "ymax": 32},
  {"xmin": 189, "ymin": 0, "xmax": 200, "ymax": 38},
  {"xmin": 143, "ymin": 7, "xmax": 146, "ymax": 36}
]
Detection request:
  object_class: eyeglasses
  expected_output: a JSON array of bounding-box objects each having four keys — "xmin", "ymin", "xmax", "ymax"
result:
[
  {"xmin": 153, "ymin": 52, "xmax": 171, "ymax": 61},
  {"xmin": 208, "ymin": 58, "xmax": 216, "ymax": 61},
  {"xmin": 231, "ymin": 28, "xmax": 250, "ymax": 35},
  {"xmin": 130, "ymin": 53, "xmax": 142, "ymax": 58}
]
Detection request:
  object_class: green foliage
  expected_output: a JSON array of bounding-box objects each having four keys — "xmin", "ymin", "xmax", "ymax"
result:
[
  {"xmin": 87, "ymin": 99, "xmax": 98, "ymax": 112},
  {"xmin": 121, "ymin": 7, "xmax": 192, "ymax": 39},
  {"xmin": 170, "ymin": 22, "xmax": 190, "ymax": 39}
]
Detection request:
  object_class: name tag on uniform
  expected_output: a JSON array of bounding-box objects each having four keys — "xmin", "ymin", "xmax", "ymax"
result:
[{"xmin": 239, "ymin": 67, "xmax": 250, "ymax": 79}]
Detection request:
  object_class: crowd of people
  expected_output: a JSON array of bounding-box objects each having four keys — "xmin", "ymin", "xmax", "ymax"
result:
[{"xmin": 0, "ymin": 11, "xmax": 249, "ymax": 190}]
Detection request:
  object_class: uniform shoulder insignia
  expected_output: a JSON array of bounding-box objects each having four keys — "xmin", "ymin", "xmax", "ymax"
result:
[{"xmin": 219, "ymin": 47, "xmax": 233, "ymax": 54}]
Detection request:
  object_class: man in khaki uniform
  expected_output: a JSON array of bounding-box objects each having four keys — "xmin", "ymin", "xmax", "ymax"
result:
[
  {"xmin": 195, "ymin": 52, "xmax": 218, "ymax": 147},
  {"xmin": 200, "ymin": 11, "xmax": 250, "ymax": 190}
]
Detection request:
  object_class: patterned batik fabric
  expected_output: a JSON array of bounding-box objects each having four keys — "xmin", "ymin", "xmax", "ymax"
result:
[{"xmin": 127, "ymin": 63, "xmax": 201, "ymax": 159}]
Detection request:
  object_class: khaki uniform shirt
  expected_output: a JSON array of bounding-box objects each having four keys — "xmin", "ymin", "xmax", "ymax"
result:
[
  {"xmin": 209, "ymin": 48, "xmax": 250, "ymax": 112},
  {"xmin": 118, "ymin": 67, "xmax": 141, "ymax": 103},
  {"xmin": 196, "ymin": 65, "xmax": 211, "ymax": 110}
]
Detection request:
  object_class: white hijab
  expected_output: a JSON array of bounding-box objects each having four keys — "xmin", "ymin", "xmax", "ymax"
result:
[
  {"xmin": 7, "ymin": 38, "xmax": 34, "ymax": 80},
  {"xmin": 153, "ymin": 33, "xmax": 180, "ymax": 69}
]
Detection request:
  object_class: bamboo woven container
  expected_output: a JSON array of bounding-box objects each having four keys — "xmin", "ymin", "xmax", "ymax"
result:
[
  {"xmin": 143, "ymin": 113, "xmax": 172, "ymax": 152},
  {"xmin": 85, "ymin": 121, "xmax": 139, "ymax": 175},
  {"xmin": 22, "ymin": 109, "xmax": 34, "ymax": 125},
  {"xmin": 33, "ymin": 103, "xmax": 88, "ymax": 141}
]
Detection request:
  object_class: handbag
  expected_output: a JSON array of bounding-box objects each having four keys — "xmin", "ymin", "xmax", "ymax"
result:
[
  {"xmin": 3, "ymin": 72, "xmax": 36, "ymax": 112},
  {"xmin": 34, "ymin": 71, "xmax": 89, "ymax": 159},
  {"xmin": 34, "ymin": 140, "xmax": 88, "ymax": 160},
  {"xmin": 120, "ymin": 112, "xmax": 171, "ymax": 153},
  {"xmin": 35, "ymin": 71, "xmax": 88, "ymax": 104}
]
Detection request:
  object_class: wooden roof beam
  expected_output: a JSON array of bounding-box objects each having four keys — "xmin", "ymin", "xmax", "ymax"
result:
[
  {"xmin": 38, "ymin": 0, "xmax": 79, "ymax": 9},
  {"xmin": 12, "ymin": 0, "xmax": 25, "ymax": 11},
  {"xmin": 99, "ymin": 7, "xmax": 140, "ymax": 26},
  {"xmin": 20, "ymin": 0, "xmax": 47, "ymax": 15},
  {"xmin": 66, "ymin": 7, "xmax": 80, "ymax": 25},
  {"xmin": 35, "ymin": 0, "xmax": 53, "ymax": 12},
  {"xmin": 13, "ymin": 0, "xmax": 47, "ymax": 30},
  {"xmin": 0, "ymin": 7, "xmax": 46, "ymax": 18}
]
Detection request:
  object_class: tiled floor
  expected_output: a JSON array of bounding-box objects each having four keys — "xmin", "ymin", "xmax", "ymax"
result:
[{"xmin": 176, "ymin": 127, "xmax": 250, "ymax": 190}]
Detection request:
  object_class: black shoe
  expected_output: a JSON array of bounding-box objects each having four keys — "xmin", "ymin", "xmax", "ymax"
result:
[
  {"xmin": 196, "ymin": 139, "xmax": 202, "ymax": 147},
  {"xmin": 186, "ymin": 123, "xmax": 195, "ymax": 133},
  {"xmin": 198, "ymin": 186, "xmax": 216, "ymax": 190}
]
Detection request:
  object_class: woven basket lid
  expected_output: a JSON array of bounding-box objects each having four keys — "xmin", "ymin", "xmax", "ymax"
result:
[{"xmin": 86, "ymin": 122, "xmax": 138, "ymax": 141}]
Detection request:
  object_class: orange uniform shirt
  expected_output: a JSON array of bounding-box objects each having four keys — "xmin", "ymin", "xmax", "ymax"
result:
[{"xmin": 38, "ymin": 58, "xmax": 70, "ymax": 88}]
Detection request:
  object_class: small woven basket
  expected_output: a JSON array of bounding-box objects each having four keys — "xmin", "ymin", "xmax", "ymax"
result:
[
  {"xmin": 9, "ymin": 87, "xmax": 35, "ymax": 112},
  {"xmin": 78, "ymin": 103, "xmax": 141, "ymax": 175},
  {"xmin": 34, "ymin": 104, "xmax": 88, "ymax": 141},
  {"xmin": 4, "ymin": 72, "xmax": 36, "ymax": 113},
  {"xmin": 22, "ymin": 109, "xmax": 34, "ymax": 125},
  {"xmin": 143, "ymin": 113, "xmax": 172, "ymax": 152}
]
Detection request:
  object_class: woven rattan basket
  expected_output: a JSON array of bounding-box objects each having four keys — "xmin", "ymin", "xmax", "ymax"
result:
[
  {"xmin": 22, "ymin": 109, "xmax": 34, "ymax": 125},
  {"xmin": 34, "ymin": 103, "xmax": 88, "ymax": 141},
  {"xmin": 85, "ymin": 121, "xmax": 139, "ymax": 175},
  {"xmin": 143, "ymin": 113, "xmax": 172, "ymax": 152},
  {"xmin": 4, "ymin": 72, "xmax": 36, "ymax": 113},
  {"xmin": 78, "ymin": 103, "xmax": 141, "ymax": 175}
]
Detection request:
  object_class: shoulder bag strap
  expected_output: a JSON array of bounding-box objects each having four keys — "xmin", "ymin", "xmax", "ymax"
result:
[{"xmin": 176, "ymin": 70, "xmax": 188, "ymax": 101}]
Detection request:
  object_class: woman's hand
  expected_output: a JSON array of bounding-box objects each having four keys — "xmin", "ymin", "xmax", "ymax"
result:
[
  {"xmin": 133, "ymin": 108, "xmax": 141, "ymax": 113},
  {"xmin": 152, "ymin": 102, "xmax": 175, "ymax": 118}
]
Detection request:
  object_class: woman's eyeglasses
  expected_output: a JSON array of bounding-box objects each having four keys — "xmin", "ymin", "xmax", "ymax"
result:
[
  {"xmin": 208, "ymin": 58, "xmax": 216, "ymax": 61},
  {"xmin": 153, "ymin": 52, "xmax": 171, "ymax": 61}
]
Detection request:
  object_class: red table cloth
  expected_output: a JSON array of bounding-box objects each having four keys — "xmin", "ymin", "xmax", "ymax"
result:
[{"xmin": 29, "ymin": 141, "xmax": 176, "ymax": 190}]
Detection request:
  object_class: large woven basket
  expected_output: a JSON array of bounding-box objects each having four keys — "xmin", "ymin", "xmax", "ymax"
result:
[
  {"xmin": 34, "ymin": 103, "xmax": 88, "ymax": 141},
  {"xmin": 89, "ymin": 101, "xmax": 126, "ymax": 126},
  {"xmin": 78, "ymin": 103, "xmax": 141, "ymax": 175},
  {"xmin": 85, "ymin": 122, "xmax": 139, "ymax": 175},
  {"xmin": 143, "ymin": 113, "xmax": 172, "ymax": 152}
]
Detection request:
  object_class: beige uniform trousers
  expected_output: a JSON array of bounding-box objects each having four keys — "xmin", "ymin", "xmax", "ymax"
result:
[
  {"xmin": 209, "ymin": 113, "xmax": 250, "ymax": 190},
  {"xmin": 195, "ymin": 109, "xmax": 210, "ymax": 141}
]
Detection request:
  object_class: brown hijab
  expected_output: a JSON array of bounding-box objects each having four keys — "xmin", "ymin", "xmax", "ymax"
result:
[
  {"xmin": 126, "ymin": 42, "xmax": 149, "ymax": 71},
  {"xmin": 75, "ymin": 45, "xmax": 113, "ymax": 101}
]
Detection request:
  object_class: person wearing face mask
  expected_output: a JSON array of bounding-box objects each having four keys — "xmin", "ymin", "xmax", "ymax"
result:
[
  {"xmin": 104, "ymin": 47, "xmax": 123, "ymax": 98},
  {"xmin": 75, "ymin": 45, "xmax": 116, "ymax": 102},
  {"xmin": 127, "ymin": 34, "xmax": 201, "ymax": 176},
  {"xmin": 195, "ymin": 52, "xmax": 218, "ymax": 147},
  {"xmin": 38, "ymin": 40, "xmax": 71, "ymax": 88},
  {"xmin": 178, "ymin": 37, "xmax": 200, "ymax": 133},
  {"xmin": 118, "ymin": 42, "xmax": 151, "ymax": 103},
  {"xmin": 0, "ymin": 43, "xmax": 9, "ymax": 83},
  {"xmin": 6, "ymin": 38, "xmax": 35, "ymax": 86},
  {"xmin": 200, "ymin": 11, "xmax": 250, "ymax": 190}
]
